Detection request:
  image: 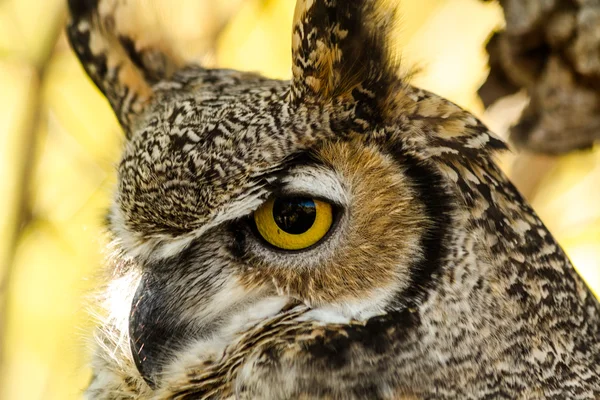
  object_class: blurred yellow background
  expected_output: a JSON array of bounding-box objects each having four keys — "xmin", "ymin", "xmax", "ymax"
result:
[{"xmin": 0, "ymin": 0, "xmax": 598, "ymax": 399}]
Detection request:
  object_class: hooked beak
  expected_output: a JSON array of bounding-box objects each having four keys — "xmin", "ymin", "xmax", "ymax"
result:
[{"xmin": 129, "ymin": 273, "xmax": 190, "ymax": 388}]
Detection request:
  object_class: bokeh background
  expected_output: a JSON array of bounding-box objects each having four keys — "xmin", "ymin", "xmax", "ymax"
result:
[{"xmin": 0, "ymin": 0, "xmax": 598, "ymax": 398}]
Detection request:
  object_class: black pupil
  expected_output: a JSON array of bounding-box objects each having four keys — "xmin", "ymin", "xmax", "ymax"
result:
[{"xmin": 272, "ymin": 197, "xmax": 317, "ymax": 234}]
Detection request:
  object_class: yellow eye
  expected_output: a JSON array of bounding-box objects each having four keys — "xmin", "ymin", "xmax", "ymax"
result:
[{"xmin": 253, "ymin": 196, "xmax": 333, "ymax": 250}]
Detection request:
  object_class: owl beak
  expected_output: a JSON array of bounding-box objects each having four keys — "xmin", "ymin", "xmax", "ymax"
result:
[{"xmin": 129, "ymin": 273, "xmax": 189, "ymax": 389}]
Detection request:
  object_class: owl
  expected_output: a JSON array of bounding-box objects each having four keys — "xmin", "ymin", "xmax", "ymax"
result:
[{"xmin": 67, "ymin": 0, "xmax": 600, "ymax": 399}]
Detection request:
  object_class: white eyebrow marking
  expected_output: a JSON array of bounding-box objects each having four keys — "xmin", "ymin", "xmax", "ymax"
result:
[
  {"xmin": 113, "ymin": 165, "xmax": 347, "ymax": 261},
  {"xmin": 111, "ymin": 186, "xmax": 271, "ymax": 261},
  {"xmin": 279, "ymin": 165, "xmax": 348, "ymax": 206}
]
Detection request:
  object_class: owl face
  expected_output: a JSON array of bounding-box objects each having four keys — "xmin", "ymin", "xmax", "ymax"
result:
[
  {"xmin": 115, "ymin": 78, "xmax": 450, "ymax": 384},
  {"xmin": 68, "ymin": 0, "xmax": 600, "ymax": 397},
  {"xmin": 68, "ymin": 0, "xmax": 451, "ymax": 384}
]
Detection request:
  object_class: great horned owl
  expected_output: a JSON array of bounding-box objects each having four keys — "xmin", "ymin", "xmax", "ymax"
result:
[{"xmin": 67, "ymin": 0, "xmax": 600, "ymax": 398}]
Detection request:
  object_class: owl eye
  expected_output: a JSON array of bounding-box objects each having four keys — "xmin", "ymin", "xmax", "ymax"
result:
[{"xmin": 253, "ymin": 196, "xmax": 334, "ymax": 250}]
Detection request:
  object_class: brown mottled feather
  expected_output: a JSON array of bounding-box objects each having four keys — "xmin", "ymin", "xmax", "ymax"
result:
[{"xmin": 67, "ymin": 0, "xmax": 600, "ymax": 399}]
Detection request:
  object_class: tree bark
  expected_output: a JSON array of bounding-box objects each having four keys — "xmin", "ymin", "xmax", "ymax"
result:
[{"xmin": 480, "ymin": 0, "xmax": 600, "ymax": 155}]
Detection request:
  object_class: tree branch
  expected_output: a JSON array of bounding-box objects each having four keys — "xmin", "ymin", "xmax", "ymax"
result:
[{"xmin": 480, "ymin": 0, "xmax": 600, "ymax": 155}]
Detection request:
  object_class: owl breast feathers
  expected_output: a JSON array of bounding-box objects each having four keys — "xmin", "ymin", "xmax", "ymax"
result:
[{"xmin": 66, "ymin": 0, "xmax": 600, "ymax": 399}]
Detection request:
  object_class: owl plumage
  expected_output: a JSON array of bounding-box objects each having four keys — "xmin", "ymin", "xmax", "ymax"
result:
[{"xmin": 67, "ymin": 0, "xmax": 600, "ymax": 399}]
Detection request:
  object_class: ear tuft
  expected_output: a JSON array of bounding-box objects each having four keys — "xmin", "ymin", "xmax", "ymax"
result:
[
  {"xmin": 68, "ymin": 0, "xmax": 99, "ymax": 19},
  {"xmin": 66, "ymin": 0, "xmax": 188, "ymax": 136},
  {"xmin": 290, "ymin": 0, "xmax": 402, "ymax": 120}
]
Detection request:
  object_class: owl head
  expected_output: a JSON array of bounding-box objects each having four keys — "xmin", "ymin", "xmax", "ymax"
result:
[{"xmin": 68, "ymin": 0, "xmax": 600, "ymax": 397}]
